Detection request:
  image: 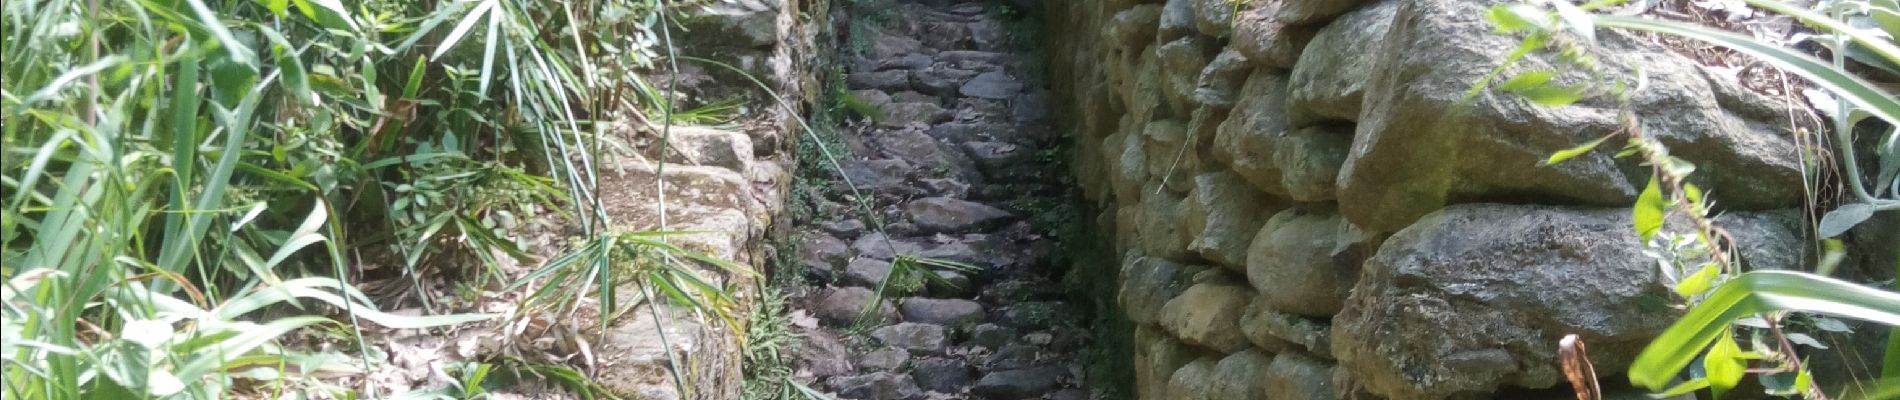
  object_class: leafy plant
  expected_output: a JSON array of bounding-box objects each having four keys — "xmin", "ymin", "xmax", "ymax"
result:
[{"xmin": 1481, "ymin": 0, "xmax": 1900, "ymax": 398}]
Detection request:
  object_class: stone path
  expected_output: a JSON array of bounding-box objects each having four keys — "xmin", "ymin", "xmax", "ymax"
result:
[{"xmin": 786, "ymin": 1, "xmax": 1096, "ymax": 399}]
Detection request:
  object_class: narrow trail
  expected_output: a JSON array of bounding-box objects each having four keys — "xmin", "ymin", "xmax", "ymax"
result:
[{"xmin": 785, "ymin": 1, "xmax": 1101, "ymax": 399}]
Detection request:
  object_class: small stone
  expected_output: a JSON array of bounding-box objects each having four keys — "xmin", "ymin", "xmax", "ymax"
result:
[
  {"xmin": 795, "ymin": 329, "xmax": 853, "ymax": 377},
  {"xmin": 827, "ymin": 372, "xmax": 924, "ymax": 400},
  {"xmin": 880, "ymin": 102, "xmax": 951, "ymax": 128},
  {"xmin": 843, "ymin": 258, "xmax": 897, "ymax": 289},
  {"xmin": 906, "ymin": 197, "xmax": 1014, "ymax": 234},
  {"xmin": 968, "ymin": 323, "xmax": 1017, "ymax": 349},
  {"xmin": 877, "ymin": 53, "xmax": 934, "ymax": 71},
  {"xmin": 1024, "ymin": 332, "xmax": 1054, "ymax": 346},
  {"xmin": 848, "ymin": 70, "xmax": 912, "ymax": 91},
  {"xmin": 910, "ymin": 358, "xmax": 975, "ymax": 393},
  {"xmin": 925, "ymin": 270, "xmax": 975, "ymax": 298},
  {"xmin": 823, "ymin": 219, "xmax": 867, "ymax": 238},
  {"xmin": 972, "ymin": 366, "xmax": 1067, "ymax": 399},
  {"xmin": 858, "ymin": 348, "xmax": 911, "ymax": 371},
  {"xmin": 810, "ymin": 287, "xmax": 895, "ymax": 326},
  {"xmin": 959, "ymin": 71, "xmax": 1023, "ymax": 99},
  {"xmin": 871, "ymin": 322, "xmax": 951, "ymax": 355},
  {"xmin": 899, "ymin": 298, "xmax": 986, "ymax": 326},
  {"xmin": 989, "ymin": 343, "xmax": 1042, "ymax": 370}
]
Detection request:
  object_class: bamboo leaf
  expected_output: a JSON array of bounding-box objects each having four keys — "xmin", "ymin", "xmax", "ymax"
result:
[
  {"xmin": 1634, "ymin": 176, "xmax": 1666, "ymax": 243},
  {"xmin": 1544, "ymin": 135, "xmax": 1612, "ymax": 165},
  {"xmin": 1628, "ymin": 271, "xmax": 1900, "ymax": 390},
  {"xmin": 432, "ymin": 0, "xmax": 496, "ymax": 60}
]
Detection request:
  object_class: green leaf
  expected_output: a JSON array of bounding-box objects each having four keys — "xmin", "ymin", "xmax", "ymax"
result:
[
  {"xmin": 1876, "ymin": 8, "xmax": 1900, "ymax": 39},
  {"xmin": 1517, "ymin": 84, "xmax": 1587, "ymax": 106},
  {"xmin": 184, "ymin": 0, "xmax": 256, "ymax": 65},
  {"xmin": 1705, "ymin": 331, "xmax": 1745, "ymax": 397},
  {"xmin": 1545, "ymin": 135, "xmax": 1612, "ymax": 165},
  {"xmin": 1819, "ymin": 203, "xmax": 1879, "ymax": 238},
  {"xmin": 1655, "ymin": 378, "xmax": 1710, "ymax": 397},
  {"xmin": 1628, "ymin": 271, "xmax": 1900, "ymax": 390},
  {"xmin": 433, "ymin": 0, "xmax": 497, "ymax": 60},
  {"xmin": 1676, "ymin": 263, "xmax": 1720, "ymax": 298},
  {"xmin": 1634, "ymin": 176, "xmax": 1666, "ymax": 243},
  {"xmin": 1486, "ymin": 4, "xmax": 1546, "ymax": 32},
  {"xmin": 404, "ymin": 57, "xmax": 427, "ymax": 100},
  {"xmin": 258, "ymin": 0, "xmax": 290, "ymax": 17},
  {"xmin": 1550, "ymin": 0, "xmax": 1596, "ymax": 42},
  {"xmin": 1499, "ymin": 70, "xmax": 1557, "ymax": 92}
]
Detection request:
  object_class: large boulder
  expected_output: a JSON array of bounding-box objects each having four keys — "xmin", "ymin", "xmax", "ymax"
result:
[
  {"xmin": 1231, "ymin": 2, "xmax": 1315, "ymax": 69},
  {"xmin": 1163, "ymin": 357, "xmax": 1221, "ymax": 400},
  {"xmin": 1246, "ymin": 206, "xmax": 1373, "ymax": 317},
  {"xmin": 1182, "ymin": 172, "xmax": 1282, "ymax": 270},
  {"xmin": 1121, "ymin": 257, "xmax": 1210, "ymax": 325},
  {"xmin": 1338, "ymin": 0, "xmax": 1812, "ymax": 233},
  {"xmin": 1158, "ymin": 280, "xmax": 1255, "ymax": 353},
  {"xmin": 1264, "ymin": 352, "xmax": 1337, "ymax": 400},
  {"xmin": 1135, "ymin": 326, "xmax": 1201, "ymax": 400},
  {"xmin": 1207, "ymin": 350, "xmax": 1276, "ymax": 399},
  {"xmin": 1288, "ymin": 0, "xmax": 1397, "ymax": 125},
  {"xmin": 1214, "ymin": 71, "xmax": 1354, "ymax": 201},
  {"xmin": 1332, "ymin": 204, "xmax": 1802, "ymax": 399}
]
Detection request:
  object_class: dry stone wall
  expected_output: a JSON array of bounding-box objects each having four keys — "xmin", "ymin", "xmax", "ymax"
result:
[
  {"xmin": 587, "ymin": 0, "xmax": 826, "ymax": 398},
  {"xmin": 1046, "ymin": 0, "xmax": 1894, "ymax": 399}
]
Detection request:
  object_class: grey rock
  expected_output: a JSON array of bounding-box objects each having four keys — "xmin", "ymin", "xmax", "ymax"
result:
[
  {"xmin": 1333, "ymin": 204, "xmax": 1799, "ymax": 399},
  {"xmin": 647, "ymin": 127, "xmax": 754, "ymax": 170},
  {"xmin": 1158, "ymin": 0, "xmax": 1196, "ymax": 43},
  {"xmin": 988, "ymin": 343, "xmax": 1043, "ymax": 370},
  {"xmin": 1157, "ymin": 37, "xmax": 1215, "ymax": 117},
  {"xmin": 877, "ymin": 53, "xmax": 934, "ymax": 71},
  {"xmin": 937, "ymin": 50, "xmax": 1008, "ymax": 67},
  {"xmin": 851, "ymin": 232, "xmax": 930, "ymax": 260},
  {"xmin": 1194, "ymin": 49, "xmax": 1252, "ymax": 108},
  {"xmin": 963, "ymin": 141, "xmax": 1036, "ymax": 178},
  {"xmin": 827, "ymin": 372, "xmax": 924, "ymax": 400},
  {"xmin": 927, "ymin": 123, "xmax": 1000, "ymax": 143},
  {"xmin": 1048, "ymin": 389, "xmax": 1090, "ymax": 400},
  {"xmin": 898, "ymin": 297, "xmax": 986, "ymax": 326},
  {"xmin": 858, "ymin": 348, "xmax": 911, "ymax": 371},
  {"xmin": 1119, "ymin": 257, "xmax": 1207, "ymax": 325},
  {"xmin": 843, "ymin": 258, "xmax": 897, "ymax": 289},
  {"xmin": 1339, "ymin": 0, "xmax": 1810, "ymax": 233},
  {"xmin": 1134, "ymin": 326, "xmax": 1199, "ymax": 400},
  {"xmin": 959, "ymin": 71, "xmax": 1024, "ymax": 99},
  {"xmin": 967, "ymin": 323, "xmax": 1017, "ymax": 349},
  {"xmin": 849, "ymin": 70, "xmax": 912, "ymax": 91},
  {"xmin": 823, "ymin": 219, "xmax": 867, "ymax": 238},
  {"xmin": 972, "ymin": 366, "xmax": 1068, "ymax": 399},
  {"xmin": 1240, "ymin": 297, "xmax": 1333, "ymax": 358},
  {"xmin": 905, "ymin": 197, "xmax": 1013, "ymax": 234},
  {"xmin": 795, "ymin": 329, "xmax": 854, "ymax": 377},
  {"xmin": 1214, "ymin": 73, "xmax": 1353, "ymax": 201},
  {"xmin": 1264, "ymin": 352, "xmax": 1335, "ymax": 400},
  {"xmin": 925, "ymin": 270, "xmax": 975, "ymax": 298},
  {"xmin": 1182, "ymin": 171, "xmax": 1281, "ymax": 270},
  {"xmin": 1277, "ymin": 0, "xmax": 1365, "ymax": 25},
  {"xmin": 1289, "ymin": 1, "xmax": 1397, "ymax": 125},
  {"xmin": 837, "ymin": 159, "xmax": 913, "ymax": 194},
  {"xmin": 1158, "ymin": 280, "xmax": 1254, "ymax": 353},
  {"xmin": 910, "ymin": 358, "xmax": 975, "ymax": 393},
  {"xmin": 1105, "ymin": 5, "xmax": 1164, "ymax": 49},
  {"xmin": 912, "ymin": 67, "xmax": 978, "ymax": 97},
  {"xmin": 1208, "ymin": 350, "xmax": 1275, "ymax": 399},
  {"xmin": 800, "ymin": 234, "xmax": 850, "ymax": 272},
  {"xmin": 810, "ymin": 287, "xmax": 895, "ymax": 326},
  {"xmin": 1188, "ymin": 0, "xmax": 1236, "ymax": 37},
  {"xmin": 1163, "ymin": 357, "xmax": 1219, "ymax": 400},
  {"xmin": 1245, "ymin": 206, "xmax": 1370, "ymax": 317},
  {"xmin": 879, "ymin": 102, "xmax": 951, "ymax": 128},
  {"xmin": 871, "ymin": 322, "xmax": 951, "ymax": 355},
  {"xmin": 1232, "ymin": 3, "xmax": 1314, "ymax": 69},
  {"xmin": 998, "ymin": 301, "xmax": 1076, "ymax": 329}
]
